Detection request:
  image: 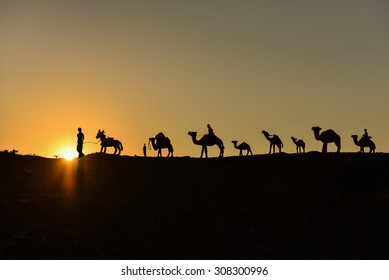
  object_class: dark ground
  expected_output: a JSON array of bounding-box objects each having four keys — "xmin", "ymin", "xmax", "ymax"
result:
[{"xmin": 1, "ymin": 152, "xmax": 389, "ymax": 260}]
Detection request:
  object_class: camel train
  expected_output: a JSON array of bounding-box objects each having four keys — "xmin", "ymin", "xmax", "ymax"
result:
[{"xmin": 95, "ymin": 126, "xmax": 376, "ymax": 157}]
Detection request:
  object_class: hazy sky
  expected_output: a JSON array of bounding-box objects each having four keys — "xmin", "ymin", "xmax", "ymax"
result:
[{"xmin": 1, "ymin": 0, "xmax": 389, "ymax": 157}]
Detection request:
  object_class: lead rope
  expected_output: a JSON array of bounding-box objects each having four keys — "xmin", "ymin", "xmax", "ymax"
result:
[
  {"xmin": 84, "ymin": 140, "xmax": 101, "ymax": 144},
  {"xmin": 148, "ymin": 140, "xmax": 152, "ymax": 150}
]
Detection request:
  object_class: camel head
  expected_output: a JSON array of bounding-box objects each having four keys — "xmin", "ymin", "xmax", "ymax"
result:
[
  {"xmin": 351, "ymin": 135, "xmax": 358, "ymax": 140},
  {"xmin": 312, "ymin": 126, "xmax": 322, "ymax": 132},
  {"xmin": 148, "ymin": 137, "xmax": 157, "ymax": 150},
  {"xmin": 188, "ymin": 131, "xmax": 197, "ymax": 137},
  {"xmin": 231, "ymin": 140, "xmax": 238, "ymax": 144},
  {"xmin": 291, "ymin": 137, "xmax": 297, "ymax": 141},
  {"xmin": 262, "ymin": 130, "xmax": 269, "ymax": 136}
]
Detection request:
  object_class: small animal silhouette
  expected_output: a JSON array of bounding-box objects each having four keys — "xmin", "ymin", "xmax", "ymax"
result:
[
  {"xmin": 96, "ymin": 129, "xmax": 123, "ymax": 155},
  {"xmin": 291, "ymin": 137, "xmax": 305, "ymax": 153},
  {"xmin": 262, "ymin": 130, "xmax": 283, "ymax": 154},
  {"xmin": 232, "ymin": 140, "xmax": 253, "ymax": 156},
  {"xmin": 351, "ymin": 135, "xmax": 376, "ymax": 153},
  {"xmin": 188, "ymin": 131, "xmax": 224, "ymax": 158},
  {"xmin": 312, "ymin": 126, "xmax": 341, "ymax": 153}
]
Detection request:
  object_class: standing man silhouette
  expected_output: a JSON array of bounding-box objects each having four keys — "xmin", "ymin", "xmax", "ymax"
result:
[
  {"xmin": 77, "ymin": 127, "xmax": 85, "ymax": 158},
  {"xmin": 143, "ymin": 143, "xmax": 147, "ymax": 157}
]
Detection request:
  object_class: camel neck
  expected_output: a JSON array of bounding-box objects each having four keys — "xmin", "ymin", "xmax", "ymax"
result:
[{"xmin": 190, "ymin": 134, "xmax": 201, "ymax": 145}]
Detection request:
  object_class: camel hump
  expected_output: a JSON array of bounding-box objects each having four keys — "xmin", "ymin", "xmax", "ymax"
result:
[
  {"xmin": 155, "ymin": 132, "xmax": 166, "ymax": 142},
  {"xmin": 326, "ymin": 129, "xmax": 337, "ymax": 135},
  {"xmin": 155, "ymin": 132, "xmax": 170, "ymax": 144},
  {"xmin": 156, "ymin": 132, "xmax": 165, "ymax": 138}
]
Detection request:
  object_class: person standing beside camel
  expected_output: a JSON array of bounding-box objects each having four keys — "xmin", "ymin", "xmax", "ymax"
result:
[
  {"xmin": 77, "ymin": 127, "xmax": 85, "ymax": 158},
  {"xmin": 143, "ymin": 143, "xmax": 147, "ymax": 157}
]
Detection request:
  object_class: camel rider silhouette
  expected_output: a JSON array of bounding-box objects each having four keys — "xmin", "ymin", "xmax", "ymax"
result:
[
  {"xmin": 207, "ymin": 124, "xmax": 215, "ymax": 137},
  {"xmin": 363, "ymin": 129, "xmax": 371, "ymax": 140}
]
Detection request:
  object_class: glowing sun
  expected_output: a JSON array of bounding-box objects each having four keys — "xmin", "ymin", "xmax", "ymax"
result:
[{"xmin": 60, "ymin": 147, "xmax": 78, "ymax": 161}]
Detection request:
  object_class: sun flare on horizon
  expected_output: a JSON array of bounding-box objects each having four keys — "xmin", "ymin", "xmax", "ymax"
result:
[{"xmin": 60, "ymin": 147, "xmax": 78, "ymax": 161}]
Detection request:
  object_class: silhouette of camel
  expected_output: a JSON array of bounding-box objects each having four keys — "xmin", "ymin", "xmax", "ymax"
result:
[
  {"xmin": 96, "ymin": 129, "xmax": 123, "ymax": 155},
  {"xmin": 351, "ymin": 135, "xmax": 376, "ymax": 153},
  {"xmin": 312, "ymin": 126, "xmax": 341, "ymax": 153},
  {"xmin": 291, "ymin": 137, "xmax": 305, "ymax": 153},
  {"xmin": 231, "ymin": 140, "xmax": 252, "ymax": 156},
  {"xmin": 149, "ymin": 132, "xmax": 174, "ymax": 157},
  {"xmin": 188, "ymin": 131, "xmax": 224, "ymax": 158},
  {"xmin": 262, "ymin": 130, "xmax": 283, "ymax": 153}
]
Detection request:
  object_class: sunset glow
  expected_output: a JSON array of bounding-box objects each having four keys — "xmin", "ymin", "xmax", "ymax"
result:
[
  {"xmin": 60, "ymin": 147, "xmax": 77, "ymax": 161},
  {"xmin": 1, "ymin": 1, "xmax": 389, "ymax": 157}
]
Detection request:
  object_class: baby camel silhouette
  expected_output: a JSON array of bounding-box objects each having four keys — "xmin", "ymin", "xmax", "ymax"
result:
[
  {"xmin": 312, "ymin": 126, "xmax": 341, "ymax": 153},
  {"xmin": 232, "ymin": 140, "xmax": 253, "ymax": 156},
  {"xmin": 351, "ymin": 135, "xmax": 376, "ymax": 153},
  {"xmin": 291, "ymin": 137, "xmax": 305, "ymax": 153},
  {"xmin": 262, "ymin": 130, "xmax": 283, "ymax": 154}
]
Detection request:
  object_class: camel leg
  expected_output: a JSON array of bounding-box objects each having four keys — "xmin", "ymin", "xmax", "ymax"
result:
[
  {"xmin": 336, "ymin": 142, "xmax": 341, "ymax": 153},
  {"xmin": 239, "ymin": 149, "xmax": 242, "ymax": 156},
  {"xmin": 322, "ymin": 143, "xmax": 327, "ymax": 153}
]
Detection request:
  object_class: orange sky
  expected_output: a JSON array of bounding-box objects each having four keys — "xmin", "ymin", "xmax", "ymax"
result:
[{"xmin": 1, "ymin": 1, "xmax": 389, "ymax": 158}]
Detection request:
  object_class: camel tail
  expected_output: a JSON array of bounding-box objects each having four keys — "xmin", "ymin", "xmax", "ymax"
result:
[{"xmin": 120, "ymin": 142, "xmax": 124, "ymax": 151}]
